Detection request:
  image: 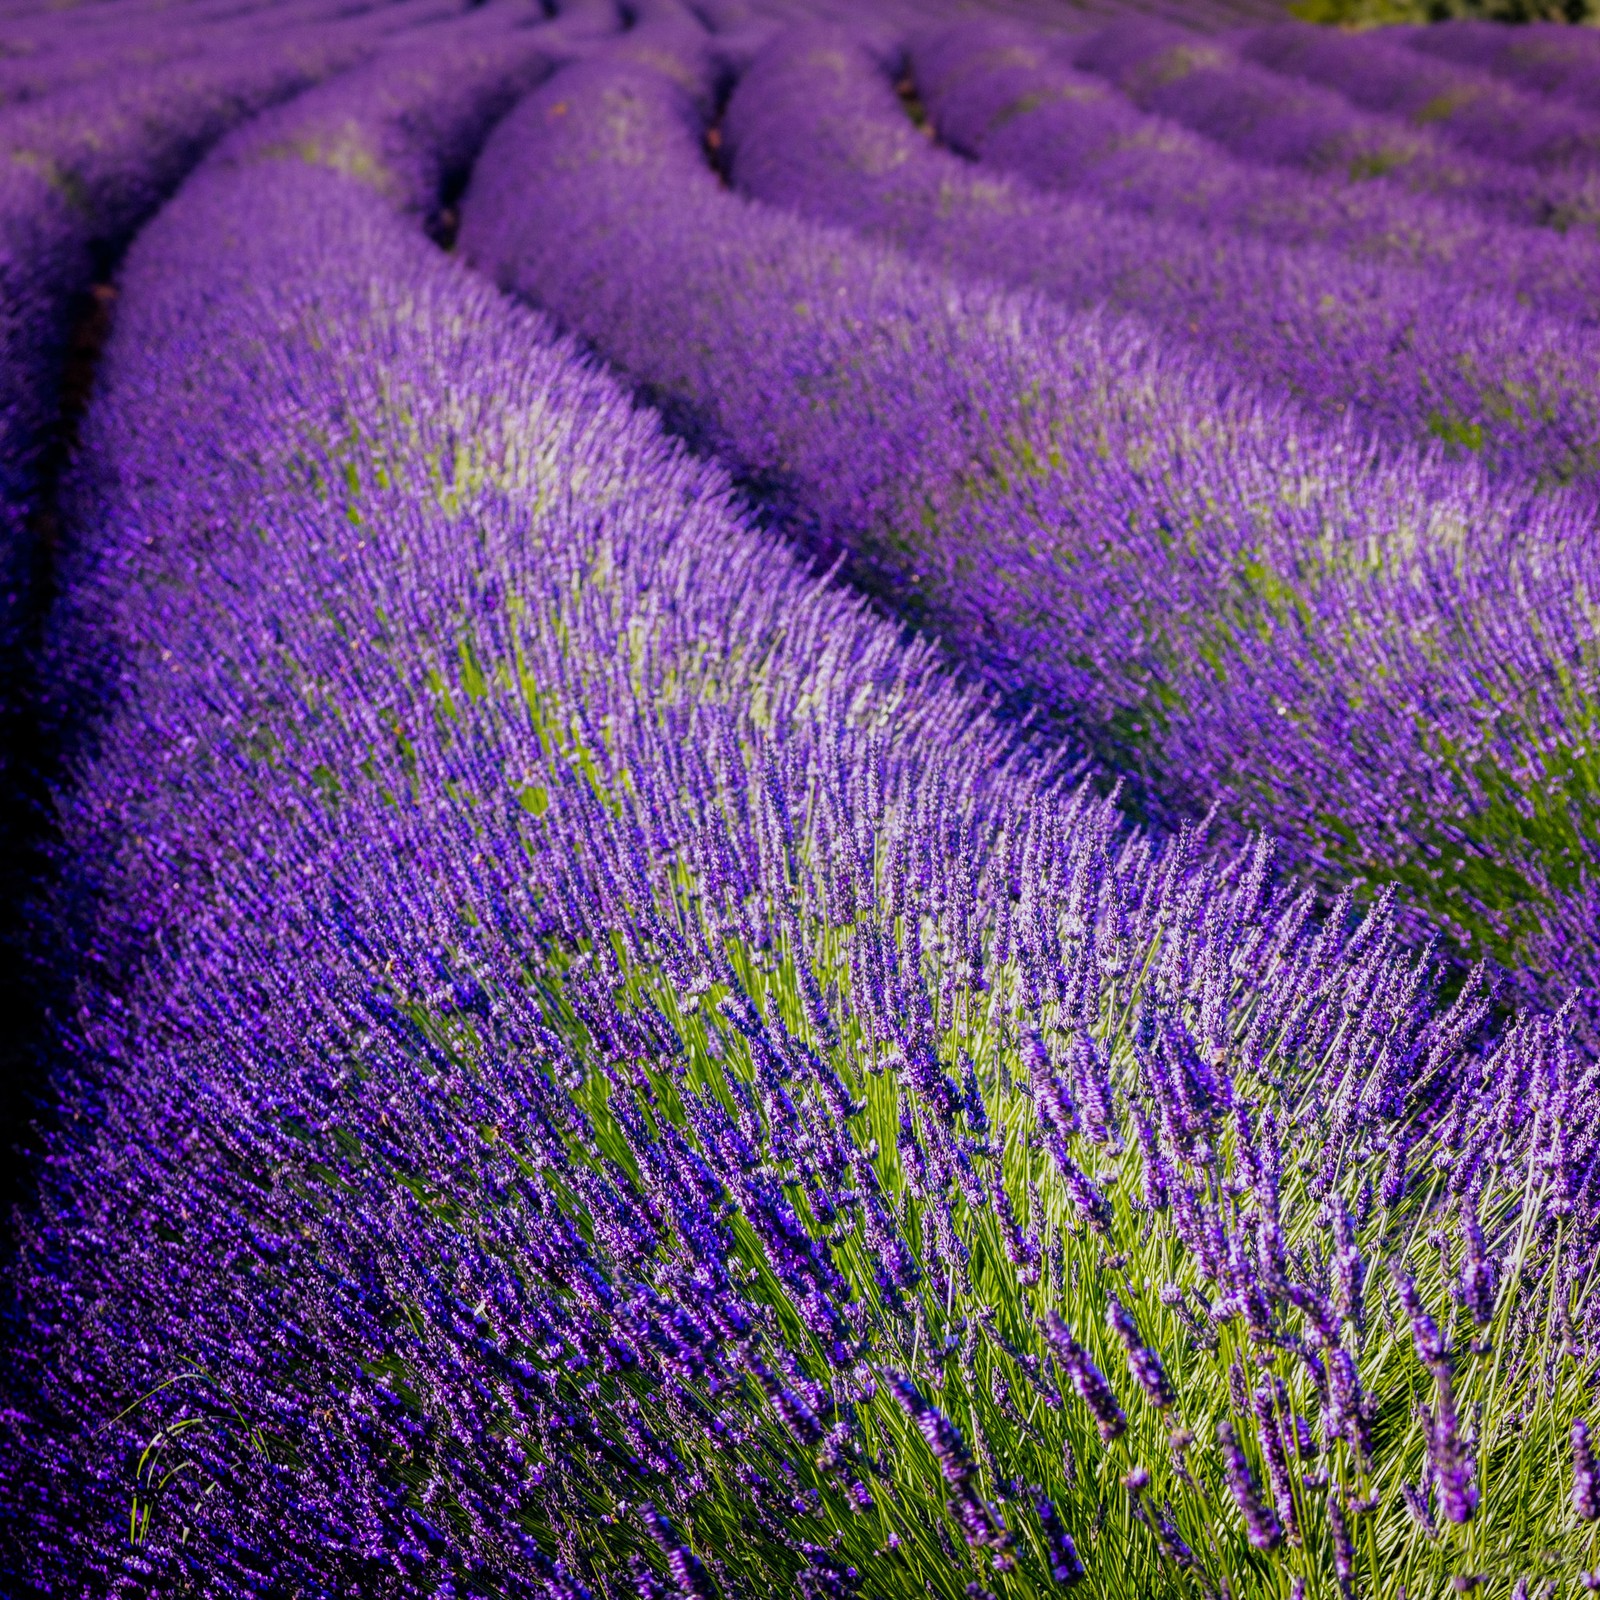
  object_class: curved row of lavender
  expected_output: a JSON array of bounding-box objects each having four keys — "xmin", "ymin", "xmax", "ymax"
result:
[
  {"xmin": 1235, "ymin": 22, "xmax": 1600, "ymax": 177},
  {"xmin": 8, "ymin": 13, "xmax": 1600, "ymax": 1597},
  {"xmin": 0, "ymin": 0, "xmax": 470, "ymax": 687},
  {"xmin": 725, "ymin": 26, "xmax": 1600, "ymax": 490},
  {"xmin": 1403, "ymin": 16, "xmax": 1600, "ymax": 109},
  {"xmin": 458, "ymin": 35, "xmax": 1600, "ymax": 1029},
  {"xmin": 0, "ymin": 0, "xmax": 389, "ymax": 108},
  {"xmin": 1067, "ymin": 16, "xmax": 1600, "ymax": 236},
  {"xmin": 906, "ymin": 18, "xmax": 1600, "ymax": 327}
]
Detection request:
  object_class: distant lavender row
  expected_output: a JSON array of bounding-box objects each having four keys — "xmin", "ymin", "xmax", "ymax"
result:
[
  {"xmin": 909, "ymin": 17, "xmax": 1600, "ymax": 327},
  {"xmin": 0, "ymin": 0, "xmax": 395, "ymax": 107},
  {"xmin": 1404, "ymin": 17, "xmax": 1600, "ymax": 112},
  {"xmin": 727, "ymin": 27, "xmax": 1600, "ymax": 489},
  {"xmin": 7, "ymin": 20, "xmax": 1596, "ymax": 1599},
  {"xmin": 462, "ymin": 39, "xmax": 1600, "ymax": 1019},
  {"xmin": 1070, "ymin": 16, "xmax": 1600, "ymax": 236},
  {"xmin": 0, "ymin": 0, "xmax": 466, "ymax": 672},
  {"xmin": 1236, "ymin": 22, "xmax": 1600, "ymax": 177}
]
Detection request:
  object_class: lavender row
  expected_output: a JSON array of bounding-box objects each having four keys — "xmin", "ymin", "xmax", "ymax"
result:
[
  {"xmin": 0, "ymin": 0, "xmax": 473, "ymax": 678},
  {"xmin": 0, "ymin": 0, "xmax": 398, "ymax": 107},
  {"xmin": 909, "ymin": 17, "xmax": 1600, "ymax": 327},
  {"xmin": 1404, "ymin": 17, "xmax": 1600, "ymax": 113},
  {"xmin": 462, "ymin": 37, "xmax": 1600, "ymax": 1022},
  {"xmin": 1235, "ymin": 21, "xmax": 1600, "ymax": 177},
  {"xmin": 1069, "ymin": 16, "xmax": 1600, "ymax": 237},
  {"xmin": 727, "ymin": 26, "xmax": 1600, "ymax": 490},
  {"xmin": 8, "ymin": 16, "xmax": 1598, "ymax": 1598}
]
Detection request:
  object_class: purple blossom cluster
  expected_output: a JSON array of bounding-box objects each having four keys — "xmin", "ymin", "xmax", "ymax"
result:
[
  {"xmin": 4, "ymin": 3, "xmax": 1600, "ymax": 1598},
  {"xmin": 459, "ymin": 33, "xmax": 1600, "ymax": 1026}
]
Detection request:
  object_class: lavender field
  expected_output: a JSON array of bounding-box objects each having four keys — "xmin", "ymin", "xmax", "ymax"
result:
[{"xmin": 5, "ymin": 0, "xmax": 1600, "ymax": 1593}]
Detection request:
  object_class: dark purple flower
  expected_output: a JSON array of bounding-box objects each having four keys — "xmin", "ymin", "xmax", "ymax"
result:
[
  {"xmin": 1106, "ymin": 1293, "xmax": 1176, "ymax": 1412},
  {"xmin": 1033, "ymin": 1493, "xmax": 1086, "ymax": 1585},
  {"xmin": 1575, "ymin": 1419, "xmax": 1598, "ymax": 1521},
  {"xmin": 1216, "ymin": 1418, "xmax": 1282, "ymax": 1551},
  {"xmin": 1044, "ymin": 1312, "xmax": 1127, "ymax": 1443}
]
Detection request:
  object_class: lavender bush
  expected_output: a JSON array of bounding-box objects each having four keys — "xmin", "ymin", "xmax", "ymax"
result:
[
  {"xmin": 460, "ymin": 39, "xmax": 1600, "ymax": 1023},
  {"xmin": 725, "ymin": 25, "xmax": 1600, "ymax": 488},
  {"xmin": 5, "ymin": 19, "xmax": 1600, "ymax": 1600},
  {"xmin": 908, "ymin": 17, "xmax": 1600, "ymax": 326}
]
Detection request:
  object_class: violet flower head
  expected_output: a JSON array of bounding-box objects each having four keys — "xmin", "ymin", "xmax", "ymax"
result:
[
  {"xmin": 1328, "ymin": 1494, "xmax": 1355, "ymax": 1600},
  {"xmin": 1331, "ymin": 1193, "xmax": 1364, "ymax": 1339},
  {"xmin": 1457, "ymin": 1200, "xmax": 1497, "ymax": 1329},
  {"xmin": 1106, "ymin": 1292, "xmax": 1177, "ymax": 1412},
  {"xmin": 1403, "ymin": 1480, "xmax": 1439, "ymax": 1540},
  {"xmin": 1428, "ymin": 1368, "xmax": 1480, "ymax": 1526},
  {"xmin": 1216, "ymin": 1418, "xmax": 1283, "ymax": 1551},
  {"xmin": 889, "ymin": 1373, "xmax": 975, "ymax": 1491},
  {"xmin": 642, "ymin": 1503, "xmax": 718, "ymax": 1600},
  {"xmin": 1045, "ymin": 1311, "xmax": 1127, "ymax": 1442},
  {"xmin": 1033, "ymin": 1494, "xmax": 1086, "ymax": 1585},
  {"xmin": 1575, "ymin": 1418, "xmax": 1599, "ymax": 1522},
  {"xmin": 1393, "ymin": 1263, "xmax": 1448, "ymax": 1371},
  {"xmin": 1251, "ymin": 1379, "xmax": 1300, "ymax": 1546}
]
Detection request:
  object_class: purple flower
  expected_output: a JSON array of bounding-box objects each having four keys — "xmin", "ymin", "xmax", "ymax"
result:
[
  {"xmin": 1252, "ymin": 1379, "xmax": 1301, "ymax": 1546},
  {"xmin": 1457, "ymin": 1201, "xmax": 1498, "ymax": 1329},
  {"xmin": 1427, "ymin": 1368, "xmax": 1480, "ymax": 1526},
  {"xmin": 1328, "ymin": 1494, "xmax": 1355, "ymax": 1600},
  {"xmin": 1044, "ymin": 1312, "xmax": 1127, "ymax": 1443},
  {"xmin": 1033, "ymin": 1494, "xmax": 1086, "ymax": 1585},
  {"xmin": 888, "ymin": 1374, "xmax": 974, "ymax": 1492},
  {"xmin": 1106, "ymin": 1293, "xmax": 1176, "ymax": 1412},
  {"xmin": 1216, "ymin": 1418, "xmax": 1283, "ymax": 1551},
  {"xmin": 1576, "ymin": 1419, "xmax": 1598, "ymax": 1521}
]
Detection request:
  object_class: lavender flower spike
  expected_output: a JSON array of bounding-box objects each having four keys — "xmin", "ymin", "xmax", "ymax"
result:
[
  {"xmin": 888, "ymin": 1373, "xmax": 974, "ymax": 1491},
  {"xmin": 642, "ymin": 1503, "xmax": 718, "ymax": 1600},
  {"xmin": 1045, "ymin": 1311, "xmax": 1127, "ymax": 1443},
  {"xmin": 1106, "ymin": 1293, "xmax": 1177, "ymax": 1413},
  {"xmin": 1429, "ymin": 1368, "xmax": 1481, "ymax": 1526},
  {"xmin": 1576, "ymin": 1419, "xmax": 1599, "ymax": 1522},
  {"xmin": 1033, "ymin": 1493, "xmax": 1087, "ymax": 1585},
  {"xmin": 1216, "ymin": 1419, "xmax": 1283, "ymax": 1552},
  {"xmin": 1392, "ymin": 1263, "xmax": 1448, "ymax": 1371},
  {"xmin": 1328, "ymin": 1494, "xmax": 1356, "ymax": 1600}
]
